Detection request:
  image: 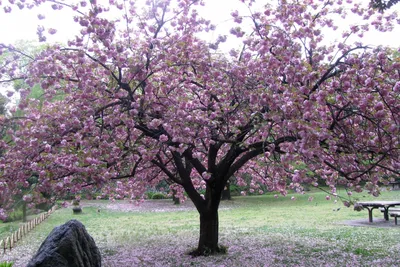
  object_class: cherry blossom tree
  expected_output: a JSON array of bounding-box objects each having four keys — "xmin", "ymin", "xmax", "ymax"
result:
[{"xmin": 0, "ymin": 0, "xmax": 399, "ymax": 255}]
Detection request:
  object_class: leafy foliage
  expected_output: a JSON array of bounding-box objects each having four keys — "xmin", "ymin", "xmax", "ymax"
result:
[
  {"xmin": 0, "ymin": 262, "xmax": 13, "ymax": 267},
  {"xmin": 0, "ymin": 94, "xmax": 8, "ymax": 116},
  {"xmin": 146, "ymin": 192, "xmax": 168, "ymax": 200}
]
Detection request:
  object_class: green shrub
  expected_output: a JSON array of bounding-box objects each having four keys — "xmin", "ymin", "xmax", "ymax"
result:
[
  {"xmin": 3, "ymin": 209, "xmax": 24, "ymax": 223},
  {"xmin": 151, "ymin": 193, "xmax": 167, "ymax": 199},
  {"xmin": 35, "ymin": 202, "xmax": 53, "ymax": 211},
  {"xmin": 146, "ymin": 191, "xmax": 155, "ymax": 199},
  {"xmin": 229, "ymin": 184, "xmax": 243, "ymax": 196},
  {"xmin": 0, "ymin": 261, "xmax": 14, "ymax": 267}
]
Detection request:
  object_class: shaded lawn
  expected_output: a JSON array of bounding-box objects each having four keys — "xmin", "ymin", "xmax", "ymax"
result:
[{"xmin": 1, "ymin": 190, "xmax": 400, "ymax": 266}]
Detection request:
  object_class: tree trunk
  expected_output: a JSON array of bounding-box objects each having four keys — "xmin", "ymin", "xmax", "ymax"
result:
[
  {"xmin": 172, "ymin": 189, "xmax": 180, "ymax": 205},
  {"xmin": 190, "ymin": 209, "xmax": 221, "ymax": 256},
  {"xmin": 22, "ymin": 202, "xmax": 27, "ymax": 222},
  {"xmin": 190, "ymin": 183, "xmax": 226, "ymax": 256},
  {"xmin": 183, "ymin": 173, "xmax": 228, "ymax": 256},
  {"xmin": 172, "ymin": 195, "xmax": 180, "ymax": 205},
  {"xmin": 221, "ymin": 182, "xmax": 231, "ymax": 200}
]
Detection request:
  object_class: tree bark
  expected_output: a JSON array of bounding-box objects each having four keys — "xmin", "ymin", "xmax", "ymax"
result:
[
  {"xmin": 22, "ymin": 202, "xmax": 27, "ymax": 222},
  {"xmin": 172, "ymin": 195, "xmax": 180, "ymax": 205},
  {"xmin": 189, "ymin": 182, "xmax": 226, "ymax": 256},
  {"xmin": 198, "ymin": 209, "xmax": 219, "ymax": 254},
  {"xmin": 171, "ymin": 189, "xmax": 180, "ymax": 205},
  {"xmin": 221, "ymin": 182, "xmax": 231, "ymax": 200}
]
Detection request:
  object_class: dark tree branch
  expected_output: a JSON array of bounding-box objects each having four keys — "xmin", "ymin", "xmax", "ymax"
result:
[
  {"xmin": 311, "ymin": 46, "xmax": 368, "ymax": 94},
  {"xmin": 151, "ymin": 158, "xmax": 182, "ymax": 184}
]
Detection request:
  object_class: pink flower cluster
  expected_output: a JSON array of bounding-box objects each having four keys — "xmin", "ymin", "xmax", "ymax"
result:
[{"xmin": 0, "ymin": 0, "xmax": 398, "ymax": 232}]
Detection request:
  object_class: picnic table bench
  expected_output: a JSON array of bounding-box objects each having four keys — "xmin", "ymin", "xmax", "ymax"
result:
[
  {"xmin": 389, "ymin": 181, "xmax": 400, "ymax": 190},
  {"xmin": 357, "ymin": 201, "xmax": 400, "ymax": 223},
  {"xmin": 379, "ymin": 207, "xmax": 400, "ymax": 213},
  {"xmin": 390, "ymin": 212, "xmax": 400, "ymax": 225},
  {"xmin": 379, "ymin": 207, "xmax": 400, "ymax": 225}
]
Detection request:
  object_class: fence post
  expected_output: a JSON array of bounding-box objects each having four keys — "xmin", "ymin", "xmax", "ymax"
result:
[
  {"xmin": 17, "ymin": 228, "xmax": 22, "ymax": 240},
  {"xmin": 0, "ymin": 205, "xmax": 56, "ymax": 253},
  {"xmin": 5, "ymin": 237, "xmax": 9, "ymax": 252}
]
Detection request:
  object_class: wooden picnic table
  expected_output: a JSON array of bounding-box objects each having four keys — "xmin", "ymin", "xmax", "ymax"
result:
[
  {"xmin": 357, "ymin": 201, "xmax": 400, "ymax": 223},
  {"xmin": 389, "ymin": 181, "xmax": 400, "ymax": 190}
]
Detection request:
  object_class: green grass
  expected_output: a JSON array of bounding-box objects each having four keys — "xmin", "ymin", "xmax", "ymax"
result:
[{"xmin": 1, "ymin": 189, "xmax": 400, "ymax": 266}]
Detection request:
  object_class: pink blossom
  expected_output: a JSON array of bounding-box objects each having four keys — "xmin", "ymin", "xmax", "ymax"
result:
[
  {"xmin": 159, "ymin": 134, "xmax": 168, "ymax": 142},
  {"xmin": 48, "ymin": 28, "xmax": 57, "ymax": 35},
  {"xmin": 374, "ymin": 102, "xmax": 384, "ymax": 111},
  {"xmin": 202, "ymin": 172, "xmax": 211, "ymax": 180},
  {"xmin": 44, "ymin": 143, "xmax": 51, "ymax": 153},
  {"xmin": 23, "ymin": 194, "xmax": 32, "ymax": 202}
]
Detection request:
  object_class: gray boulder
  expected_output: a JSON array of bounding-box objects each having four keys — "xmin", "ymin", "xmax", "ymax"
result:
[{"xmin": 27, "ymin": 219, "xmax": 101, "ymax": 267}]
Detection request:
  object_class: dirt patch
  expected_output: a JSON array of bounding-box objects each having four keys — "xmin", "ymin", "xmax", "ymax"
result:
[
  {"xmin": 82, "ymin": 199, "xmax": 238, "ymax": 213},
  {"xmin": 340, "ymin": 218, "xmax": 399, "ymax": 228}
]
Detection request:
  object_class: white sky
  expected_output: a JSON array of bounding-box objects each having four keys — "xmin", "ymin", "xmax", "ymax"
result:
[
  {"xmin": 0, "ymin": 0, "xmax": 399, "ymax": 46},
  {"xmin": 0, "ymin": 0, "xmax": 399, "ymax": 102}
]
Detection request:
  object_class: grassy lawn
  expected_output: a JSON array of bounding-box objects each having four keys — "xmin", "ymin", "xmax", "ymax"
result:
[{"xmin": 1, "ymin": 189, "xmax": 400, "ymax": 266}]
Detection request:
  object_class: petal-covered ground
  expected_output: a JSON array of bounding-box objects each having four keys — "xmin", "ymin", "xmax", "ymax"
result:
[{"xmin": 1, "ymin": 197, "xmax": 400, "ymax": 267}]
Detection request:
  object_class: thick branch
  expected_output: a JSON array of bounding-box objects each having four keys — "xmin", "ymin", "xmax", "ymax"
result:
[{"xmin": 151, "ymin": 158, "xmax": 182, "ymax": 184}]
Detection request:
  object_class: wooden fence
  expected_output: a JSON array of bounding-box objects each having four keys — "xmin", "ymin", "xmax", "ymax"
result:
[{"xmin": 0, "ymin": 206, "xmax": 57, "ymax": 254}]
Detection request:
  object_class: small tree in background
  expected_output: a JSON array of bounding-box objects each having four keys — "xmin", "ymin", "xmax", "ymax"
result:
[
  {"xmin": 0, "ymin": 94, "xmax": 7, "ymax": 116},
  {"xmin": 0, "ymin": 0, "xmax": 399, "ymax": 255},
  {"xmin": 370, "ymin": 0, "xmax": 400, "ymax": 11}
]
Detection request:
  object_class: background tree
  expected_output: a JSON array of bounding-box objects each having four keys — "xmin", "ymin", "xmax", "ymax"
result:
[
  {"xmin": 0, "ymin": 94, "xmax": 8, "ymax": 116},
  {"xmin": 0, "ymin": 41, "xmax": 57, "ymax": 220},
  {"xmin": 370, "ymin": 0, "xmax": 400, "ymax": 11},
  {"xmin": 0, "ymin": 0, "xmax": 399, "ymax": 255}
]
